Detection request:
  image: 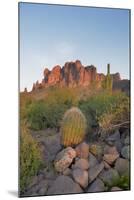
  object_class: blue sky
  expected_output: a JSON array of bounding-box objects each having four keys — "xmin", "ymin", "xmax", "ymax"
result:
[{"xmin": 19, "ymin": 3, "xmax": 130, "ymax": 91}]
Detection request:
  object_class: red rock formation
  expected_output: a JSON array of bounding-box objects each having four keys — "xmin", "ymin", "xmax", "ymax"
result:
[
  {"xmin": 31, "ymin": 60, "xmax": 121, "ymax": 91},
  {"xmin": 111, "ymin": 73, "xmax": 121, "ymax": 81}
]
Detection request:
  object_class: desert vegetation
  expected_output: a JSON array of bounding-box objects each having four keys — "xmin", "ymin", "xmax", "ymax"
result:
[
  {"xmin": 19, "ymin": 61, "xmax": 130, "ymax": 196},
  {"xmin": 20, "ymin": 85, "xmax": 130, "ymax": 196}
]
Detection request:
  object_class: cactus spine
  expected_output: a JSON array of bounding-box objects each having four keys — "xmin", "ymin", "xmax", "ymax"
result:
[{"xmin": 61, "ymin": 107, "xmax": 87, "ymax": 147}]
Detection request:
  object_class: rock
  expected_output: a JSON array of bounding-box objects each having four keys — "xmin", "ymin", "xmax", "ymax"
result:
[
  {"xmin": 75, "ymin": 142, "xmax": 89, "ymax": 159},
  {"xmin": 33, "ymin": 60, "xmax": 122, "ymax": 91},
  {"xmin": 37, "ymin": 180, "xmax": 49, "ymax": 195},
  {"xmin": 72, "ymin": 158, "xmax": 89, "ymax": 170},
  {"xmin": 42, "ymin": 134, "xmax": 62, "ymax": 162},
  {"xmin": 72, "ymin": 168, "xmax": 88, "ymax": 188},
  {"xmin": 111, "ymin": 187, "xmax": 122, "ymax": 191},
  {"xmin": 120, "ymin": 129, "xmax": 130, "ymax": 144},
  {"xmin": 103, "ymin": 161, "xmax": 111, "ymax": 169},
  {"xmin": 105, "ymin": 130, "xmax": 120, "ymax": 145},
  {"xmin": 105, "ymin": 130, "xmax": 122, "ymax": 152},
  {"xmin": 103, "ymin": 154, "xmax": 119, "ymax": 165},
  {"xmin": 63, "ymin": 168, "xmax": 72, "ymax": 176},
  {"xmin": 54, "ymin": 147, "xmax": 76, "ymax": 172},
  {"xmin": 46, "ymin": 175, "xmax": 83, "ymax": 195},
  {"xmin": 104, "ymin": 145, "xmax": 119, "ymax": 155},
  {"xmin": 121, "ymin": 146, "xmax": 130, "ymax": 159},
  {"xmin": 89, "ymin": 143, "xmax": 103, "ymax": 160},
  {"xmin": 27, "ymin": 176, "xmax": 39, "ymax": 189},
  {"xmin": 115, "ymin": 158, "xmax": 129, "ymax": 176},
  {"xmin": 99, "ymin": 168, "xmax": 120, "ymax": 187},
  {"xmin": 88, "ymin": 152, "xmax": 98, "ymax": 168},
  {"xmin": 88, "ymin": 162, "xmax": 104, "ymax": 183},
  {"xmin": 124, "ymin": 136, "xmax": 130, "ymax": 145},
  {"xmin": 103, "ymin": 146, "xmax": 119, "ymax": 165},
  {"xmin": 87, "ymin": 178, "xmax": 106, "ymax": 193}
]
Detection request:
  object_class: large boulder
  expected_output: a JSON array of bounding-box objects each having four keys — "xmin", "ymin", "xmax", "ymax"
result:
[
  {"xmin": 87, "ymin": 178, "xmax": 106, "ymax": 193},
  {"xmin": 72, "ymin": 168, "xmax": 88, "ymax": 188},
  {"xmin": 54, "ymin": 147, "xmax": 76, "ymax": 172},
  {"xmin": 72, "ymin": 158, "xmax": 89, "ymax": 170},
  {"xmin": 75, "ymin": 142, "xmax": 89, "ymax": 159},
  {"xmin": 88, "ymin": 162, "xmax": 104, "ymax": 184},
  {"xmin": 46, "ymin": 175, "xmax": 83, "ymax": 195}
]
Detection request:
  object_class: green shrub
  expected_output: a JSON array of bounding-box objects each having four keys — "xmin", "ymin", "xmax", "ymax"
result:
[
  {"xmin": 106, "ymin": 175, "xmax": 130, "ymax": 191},
  {"xmin": 25, "ymin": 87, "xmax": 79, "ymax": 130},
  {"xmin": 78, "ymin": 91, "xmax": 130, "ymax": 137},
  {"xmin": 98, "ymin": 92, "xmax": 130, "ymax": 133},
  {"xmin": 61, "ymin": 107, "xmax": 87, "ymax": 146},
  {"xmin": 20, "ymin": 121, "xmax": 42, "ymax": 193},
  {"xmin": 26, "ymin": 101, "xmax": 46, "ymax": 130}
]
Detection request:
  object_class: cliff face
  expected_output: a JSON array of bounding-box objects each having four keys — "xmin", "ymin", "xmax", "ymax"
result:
[{"xmin": 31, "ymin": 60, "xmax": 121, "ymax": 91}]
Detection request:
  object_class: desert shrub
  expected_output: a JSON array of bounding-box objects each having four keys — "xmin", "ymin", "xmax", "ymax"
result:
[
  {"xmin": 61, "ymin": 107, "xmax": 87, "ymax": 146},
  {"xmin": 26, "ymin": 100, "xmax": 68, "ymax": 130},
  {"xmin": 20, "ymin": 121, "xmax": 42, "ymax": 193},
  {"xmin": 26, "ymin": 101, "xmax": 46, "ymax": 130},
  {"xmin": 78, "ymin": 91, "xmax": 130, "ymax": 134},
  {"xmin": 20, "ymin": 93, "xmax": 34, "ymax": 120},
  {"xmin": 115, "ymin": 175, "xmax": 130, "ymax": 190},
  {"xmin": 25, "ymin": 87, "xmax": 80, "ymax": 130},
  {"xmin": 98, "ymin": 92, "xmax": 130, "ymax": 133},
  {"xmin": 106, "ymin": 175, "xmax": 130, "ymax": 191}
]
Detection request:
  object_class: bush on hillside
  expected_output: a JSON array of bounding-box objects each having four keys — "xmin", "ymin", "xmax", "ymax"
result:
[
  {"xmin": 78, "ymin": 91, "xmax": 130, "ymax": 133},
  {"xmin": 20, "ymin": 121, "xmax": 42, "ymax": 193}
]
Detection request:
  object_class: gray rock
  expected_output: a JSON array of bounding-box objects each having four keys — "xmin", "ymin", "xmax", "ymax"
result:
[
  {"xmin": 103, "ymin": 161, "xmax": 111, "ymax": 169},
  {"xmin": 120, "ymin": 129, "xmax": 130, "ymax": 145},
  {"xmin": 37, "ymin": 180, "xmax": 49, "ymax": 195},
  {"xmin": 89, "ymin": 152, "xmax": 98, "ymax": 168},
  {"xmin": 88, "ymin": 162, "xmax": 104, "ymax": 184},
  {"xmin": 124, "ymin": 136, "xmax": 130, "ymax": 145},
  {"xmin": 121, "ymin": 146, "xmax": 130, "ymax": 160},
  {"xmin": 63, "ymin": 168, "xmax": 72, "ymax": 176},
  {"xmin": 46, "ymin": 175, "xmax": 83, "ymax": 195},
  {"xmin": 99, "ymin": 168, "xmax": 120, "ymax": 187},
  {"xmin": 27, "ymin": 176, "xmax": 39, "ymax": 189},
  {"xmin": 75, "ymin": 142, "xmax": 89, "ymax": 159},
  {"xmin": 115, "ymin": 158, "xmax": 129, "ymax": 176},
  {"xmin": 72, "ymin": 158, "xmax": 89, "ymax": 170},
  {"xmin": 104, "ymin": 145, "xmax": 119, "ymax": 155},
  {"xmin": 105, "ymin": 130, "xmax": 122, "ymax": 153},
  {"xmin": 111, "ymin": 186, "xmax": 122, "ymax": 191},
  {"xmin": 105, "ymin": 130, "xmax": 120, "ymax": 145},
  {"xmin": 87, "ymin": 178, "xmax": 106, "ymax": 193},
  {"xmin": 54, "ymin": 147, "xmax": 76, "ymax": 172},
  {"xmin": 72, "ymin": 168, "xmax": 88, "ymax": 188},
  {"xmin": 103, "ymin": 154, "xmax": 119, "ymax": 165},
  {"xmin": 43, "ymin": 134, "xmax": 62, "ymax": 162}
]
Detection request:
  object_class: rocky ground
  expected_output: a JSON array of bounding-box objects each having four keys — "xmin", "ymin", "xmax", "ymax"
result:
[{"xmin": 22, "ymin": 128, "xmax": 130, "ymax": 197}]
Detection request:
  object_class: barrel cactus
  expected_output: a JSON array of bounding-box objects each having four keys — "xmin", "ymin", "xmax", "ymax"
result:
[{"xmin": 60, "ymin": 107, "xmax": 87, "ymax": 147}]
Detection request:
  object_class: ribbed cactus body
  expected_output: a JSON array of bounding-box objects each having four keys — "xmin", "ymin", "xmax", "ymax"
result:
[{"xmin": 61, "ymin": 107, "xmax": 87, "ymax": 147}]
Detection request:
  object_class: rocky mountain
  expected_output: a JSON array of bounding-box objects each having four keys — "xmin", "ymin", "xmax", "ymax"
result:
[{"xmin": 31, "ymin": 60, "xmax": 124, "ymax": 92}]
